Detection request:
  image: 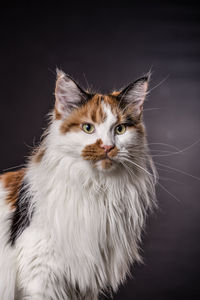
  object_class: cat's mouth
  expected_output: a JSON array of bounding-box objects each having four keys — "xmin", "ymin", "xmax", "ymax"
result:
[
  {"xmin": 81, "ymin": 140, "xmax": 118, "ymax": 170},
  {"xmin": 93, "ymin": 152, "xmax": 119, "ymax": 170},
  {"xmin": 95, "ymin": 157, "xmax": 114, "ymax": 170},
  {"xmin": 98, "ymin": 153, "xmax": 112, "ymax": 160}
]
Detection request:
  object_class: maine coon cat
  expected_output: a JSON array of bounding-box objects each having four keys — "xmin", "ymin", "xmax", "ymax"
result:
[{"xmin": 0, "ymin": 70, "xmax": 157, "ymax": 300}]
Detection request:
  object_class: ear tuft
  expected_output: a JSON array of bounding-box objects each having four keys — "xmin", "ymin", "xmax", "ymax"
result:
[
  {"xmin": 117, "ymin": 75, "xmax": 150, "ymax": 116},
  {"xmin": 56, "ymin": 68, "xmax": 66, "ymax": 79},
  {"xmin": 55, "ymin": 69, "xmax": 89, "ymax": 118}
]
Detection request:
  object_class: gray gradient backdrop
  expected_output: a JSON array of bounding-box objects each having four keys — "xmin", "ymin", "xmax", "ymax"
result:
[{"xmin": 0, "ymin": 2, "xmax": 200, "ymax": 299}]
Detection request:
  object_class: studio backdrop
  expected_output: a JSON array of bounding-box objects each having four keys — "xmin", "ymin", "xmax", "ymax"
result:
[{"xmin": 0, "ymin": 2, "xmax": 200, "ymax": 299}]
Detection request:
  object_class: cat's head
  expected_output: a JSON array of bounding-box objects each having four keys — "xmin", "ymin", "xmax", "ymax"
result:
[{"xmin": 52, "ymin": 70, "xmax": 149, "ymax": 172}]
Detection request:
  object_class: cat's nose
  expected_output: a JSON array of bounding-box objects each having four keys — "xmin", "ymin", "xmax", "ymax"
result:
[{"xmin": 101, "ymin": 144, "xmax": 115, "ymax": 153}]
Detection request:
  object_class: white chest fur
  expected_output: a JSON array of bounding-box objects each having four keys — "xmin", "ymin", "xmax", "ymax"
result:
[{"xmin": 16, "ymin": 158, "xmax": 147, "ymax": 296}]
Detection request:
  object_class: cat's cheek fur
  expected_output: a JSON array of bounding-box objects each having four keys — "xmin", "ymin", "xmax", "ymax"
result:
[
  {"xmin": 115, "ymin": 128, "xmax": 138, "ymax": 150},
  {"xmin": 60, "ymin": 130, "xmax": 100, "ymax": 158}
]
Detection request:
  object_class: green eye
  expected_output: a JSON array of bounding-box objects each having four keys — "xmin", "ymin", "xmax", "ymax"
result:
[
  {"xmin": 82, "ymin": 123, "xmax": 95, "ymax": 134},
  {"xmin": 115, "ymin": 124, "xmax": 126, "ymax": 135}
]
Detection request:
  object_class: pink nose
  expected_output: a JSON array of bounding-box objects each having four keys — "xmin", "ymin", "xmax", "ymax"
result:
[{"xmin": 101, "ymin": 144, "xmax": 114, "ymax": 153}]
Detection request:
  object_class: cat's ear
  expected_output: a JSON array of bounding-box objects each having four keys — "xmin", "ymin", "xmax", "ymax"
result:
[
  {"xmin": 117, "ymin": 75, "xmax": 150, "ymax": 117},
  {"xmin": 55, "ymin": 69, "xmax": 90, "ymax": 118}
]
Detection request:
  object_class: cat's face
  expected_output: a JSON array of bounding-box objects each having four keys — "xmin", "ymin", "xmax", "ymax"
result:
[{"xmin": 53, "ymin": 70, "xmax": 148, "ymax": 172}]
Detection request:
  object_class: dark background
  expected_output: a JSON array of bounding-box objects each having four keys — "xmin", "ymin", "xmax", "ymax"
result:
[{"xmin": 0, "ymin": 1, "xmax": 200, "ymax": 299}]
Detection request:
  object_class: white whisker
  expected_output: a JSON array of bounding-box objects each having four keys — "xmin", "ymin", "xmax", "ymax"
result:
[
  {"xmin": 155, "ymin": 162, "xmax": 200, "ymax": 182},
  {"xmin": 3, "ymin": 164, "xmax": 25, "ymax": 172}
]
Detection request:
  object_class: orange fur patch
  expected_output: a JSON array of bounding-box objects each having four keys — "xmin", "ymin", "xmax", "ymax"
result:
[
  {"xmin": 57, "ymin": 92, "xmax": 144, "ymax": 136},
  {"xmin": 90, "ymin": 95, "xmax": 106, "ymax": 124},
  {"xmin": 82, "ymin": 139, "xmax": 105, "ymax": 162},
  {"xmin": 82, "ymin": 139, "xmax": 118, "ymax": 169},
  {"xmin": 0, "ymin": 169, "xmax": 25, "ymax": 209},
  {"xmin": 101, "ymin": 159, "xmax": 113, "ymax": 169},
  {"xmin": 54, "ymin": 107, "xmax": 62, "ymax": 120},
  {"xmin": 108, "ymin": 146, "xmax": 118, "ymax": 158},
  {"xmin": 60, "ymin": 95, "xmax": 106, "ymax": 134}
]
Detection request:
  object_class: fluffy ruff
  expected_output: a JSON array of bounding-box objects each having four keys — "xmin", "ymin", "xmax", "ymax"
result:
[
  {"xmin": 0, "ymin": 130, "xmax": 156, "ymax": 299},
  {"xmin": 0, "ymin": 71, "xmax": 157, "ymax": 299}
]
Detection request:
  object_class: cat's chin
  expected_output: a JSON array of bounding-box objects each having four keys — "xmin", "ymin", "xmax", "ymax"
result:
[{"xmin": 94, "ymin": 158, "xmax": 117, "ymax": 172}]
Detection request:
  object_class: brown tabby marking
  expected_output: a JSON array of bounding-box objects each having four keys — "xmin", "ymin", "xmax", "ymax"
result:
[
  {"xmin": 58, "ymin": 92, "xmax": 142, "ymax": 135},
  {"xmin": 90, "ymin": 95, "xmax": 106, "ymax": 124},
  {"xmin": 82, "ymin": 139, "xmax": 105, "ymax": 162},
  {"xmin": 134, "ymin": 123, "xmax": 145, "ymax": 135},
  {"xmin": 60, "ymin": 95, "xmax": 107, "ymax": 134},
  {"xmin": 101, "ymin": 159, "xmax": 113, "ymax": 169},
  {"xmin": 104, "ymin": 94, "xmax": 144, "ymax": 128},
  {"xmin": 82, "ymin": 139, "xmax": 118, "ymax": 169},
  {"xmin": 108, "ymin": 146, "xmax": 118, "ymax": 158},
  {"xmin": 0, "ymin": 169, "xmax": 25, "ymax": 209},
  {"xmin": 33, "ymin": 147, "xmax": 46, "ymax": 163}
]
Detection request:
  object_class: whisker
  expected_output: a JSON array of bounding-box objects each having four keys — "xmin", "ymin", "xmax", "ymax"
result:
[
  {"xmin": 120, "ymin": 149, "xmax": 176, "ymax": 155},
  {"xmin": 157, "ymin": 181, "xmax": 180, "ymax": 202},
  {"xmin": 147, "ymin": 138, "xmax": 200, "ymax": 158},
  {"xmin": 118, "ymin": 155, "xmax": 157, "ymax": 181},
  {"xmin": 155, "ymin": 162, "xmax": 200, "ymax": 182},
  {"xmin": 82, "ymin": 73, "xmax": 90, "ymax": 91},
  {"xmin": 120, "ymin": 138, "xmax": 200, "ymax": 158},
  {"xmin": 119, "ymin": 161, "xmax": 154, "ymax": 197},
  {"xmin": 119, "ymin": 155, "xmax": 181, "ymax": 201},
  {"xmin": 147, "ymin": 142, "xmax": 180, "ymax": 151},
  {"xmin": 143, "ymin": 108, "xmax": 161, "ymax": 112},
  {"xmin": 2, "ymin": 164, "xmax": 25, "ymax": 172},
  {"xmin": 158, "ymin": 177, "xmax": 183, "ymax": 184},
  {"xmin": 119, "ymin": 154, "xmax": 180, "ymax": 177},
  {"xmin": 147, "ymin": 75, "xmax": 170, "ymax": 94}
]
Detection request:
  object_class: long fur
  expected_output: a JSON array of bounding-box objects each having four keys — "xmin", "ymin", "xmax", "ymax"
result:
[{"xmin": 0, "ymin": 74, "xmax": 157, "ymax": 300}]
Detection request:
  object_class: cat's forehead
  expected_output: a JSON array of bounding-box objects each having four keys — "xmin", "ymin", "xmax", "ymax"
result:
[
  {"xmin": 60, "ymin": 94, "xmax": 122, "ymax": 134},
  {"xmin": 101, "ymin": 102, "xmax": 118, "ymax": 128},
  {"xmin": 84, "ymin": 93, "xmax": 120, "ymax": 123}
]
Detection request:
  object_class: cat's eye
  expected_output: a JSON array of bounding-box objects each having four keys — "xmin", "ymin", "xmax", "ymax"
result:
[
  {"xmin": 115, "ymin": 124, "xmax": 126, "ymax": 135},
  {"xmin": 82, "ymin": 123, "xmax": 95, "ymax": 134}
]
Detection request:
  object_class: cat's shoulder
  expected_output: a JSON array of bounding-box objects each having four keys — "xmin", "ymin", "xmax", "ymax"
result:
[{"xmin": 0, "ymin": 169, "xmax": 25, "ymax": 209}]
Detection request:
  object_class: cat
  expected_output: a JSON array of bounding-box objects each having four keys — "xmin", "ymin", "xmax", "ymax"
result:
[{"xmin": 0, "ymin": 69, "xmax": 157, "ymax": 300}]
